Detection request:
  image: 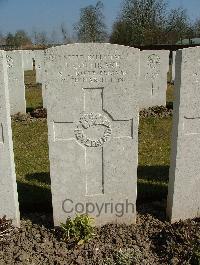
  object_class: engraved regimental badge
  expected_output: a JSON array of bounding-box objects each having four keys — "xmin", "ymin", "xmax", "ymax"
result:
[{"xmin": 75, "ymin": 112, "xmax": 112, "ymax": 147}]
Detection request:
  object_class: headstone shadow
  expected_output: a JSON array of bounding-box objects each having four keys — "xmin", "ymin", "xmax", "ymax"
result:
[
  {"xmin": 137, "ymin": 165, "xmax": 169, "ymax": 220},
  {"xmin": 17, "ymin": 179, "xmax": 53, "ymax": 226},
  {"xmin": 25, "ymin": 172, "xmax": 51, "ymax": 185}
]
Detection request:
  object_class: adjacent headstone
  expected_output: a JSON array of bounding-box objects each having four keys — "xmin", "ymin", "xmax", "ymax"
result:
[
  {"xmin": 44, "ymin": 44, "xmax": 140, "ymax": 226},
  {"xmin": 34, "ymin": 50, "xmax": 46, "ymax": 108},
  {"xmin": 22, "ymin": 50, "xmax": 34, "ymax": 71},
  {"xmin": 34, "ymin": 50, "xmax": 44, "ymax": 84},
  {"xmin": 167, "ymin": 47, "xmax": 200, "ymax": 223},
  {"xmin": 6, "ymin": 51, "xmax": 26, "ymax": 115},
  {"xmin": 0, "ymin": 51, "xmax": 20, "ymax": 226},
  {"xmin": 139, "ymin": 50, "xmax": 169, "ymax": 109},
  {"xmin": 171, "ymin": 51, "xmax": 176, "ymax": 83}
]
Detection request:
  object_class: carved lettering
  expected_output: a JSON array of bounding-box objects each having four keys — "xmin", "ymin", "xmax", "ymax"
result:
[
  {"xmin": 61, "ymin": 53, "xmax": 127, "ymax": 83},
  {"xmin": 6, "ymin": 55, "xmax": 14, "ymax": 68},
  {"xmin": 145, "ymin": 54, "xmax": 161, "ymax": 80}
]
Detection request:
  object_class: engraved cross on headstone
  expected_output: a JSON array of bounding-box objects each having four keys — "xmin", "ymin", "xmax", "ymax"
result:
[
  {"xmin": 151, "ymin": 81, "xmax": 159, "ymax": 96},
  {"xmin": 53, "ymin": 88, "xmax": 133, "ymax": 196},
  {"xmin": 147, "ymin": 54, "xmax": 160, "ymax": 97}
]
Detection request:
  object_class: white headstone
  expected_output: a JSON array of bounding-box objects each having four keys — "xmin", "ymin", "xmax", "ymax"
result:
[
  {"xmin": 171, "ymin": 51, "xmax": 176, "ymax": 83},
  {"xmin": 6, "ymin": 51, "xmax": 26, "ymax": 115},
  {"xmin": 34, "ymin": 50, "xmax": 46, "ymax": 108},
  {"xmin": 167, "ymin": 47, "xmax": 200, "ymax": 222},
  {"xmin": 0, "ymin": 51, "xmax": 20, "ymax": 226},
  {"xmin": 44, "ymin": 44, "xmax": 140, "ymax": 226},
  {"xmin": 34, "ymin": 50, "xmax": 44, "ymax": 84},
  {"xmin": 22, "ymin": 50, "xmax": 34, "ymax": 71},
  {"xmin": 139, "ymin": 50, "xmax": 169, "ymax": 108}
]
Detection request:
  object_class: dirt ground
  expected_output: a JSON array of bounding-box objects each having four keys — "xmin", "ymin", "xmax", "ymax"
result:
[{"xmin": 0, "ymin": 202, "xmax": 199, "ymax": 265}]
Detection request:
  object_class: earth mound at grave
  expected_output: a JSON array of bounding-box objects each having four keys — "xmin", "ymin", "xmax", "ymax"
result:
[{"xmin": 0, "ymin": 205, "xmax": 199, "ymax": 265}]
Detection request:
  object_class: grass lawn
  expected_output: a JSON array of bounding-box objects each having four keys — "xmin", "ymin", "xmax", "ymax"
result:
[
  {"xmin": 13, "ymin": 71, "xmax": 174, "ymax": 214},
  {"xmin": 25, "ymin": 70, "xmax": 43, "ymax": 111},
  {"xmin": 138, "ymin": 117, "xmax": 172, "ymax": 202},
  {"xmin": 166, "ymin": 83, "xmax": 174, "ymax": 104}
]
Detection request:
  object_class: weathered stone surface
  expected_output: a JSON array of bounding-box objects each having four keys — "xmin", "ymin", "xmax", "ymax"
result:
[
  {"xmin": 0, "ymin": 51, "xmax": 20, "ymax": 226},
  {"xmin": 34, "ymin": 50, "xmax": 44, "ymax": 84},
  {"xmin": 171, "ymin": 51, "xmax": 176, "ymax": 83},
  {"xmin": 22, "ymin": 50, "xmax": 34, "ymax": 71},
  {"xmin": 34, "ymin": 50, "xmax": 46, "ymax": 108},
  {"xmin": 44, "ymin": 44, "xmax": 140, "ymax": 226},
  {"xmin": 167, "ymin": 47, "xmax": 200, "ymax": 223},
  {"xmin": 6, "ymin": 50, "xmax": 26, "ymax": 115},
  {"xmin": 139, "ymin": 50, "xmax": 169, "ymax": 108}
]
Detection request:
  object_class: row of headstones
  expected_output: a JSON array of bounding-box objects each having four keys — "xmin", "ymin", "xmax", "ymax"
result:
[
  {"xmin": 6, "ymin": 49, "xmax": 44, "ymax": 115},
  {"xmin": 1, "ymin": 44, "xmax": 199, "ymax": 228},
  {"xmin": 7, "ymin": 48, "xmax": 170, "ymax": 115}
]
